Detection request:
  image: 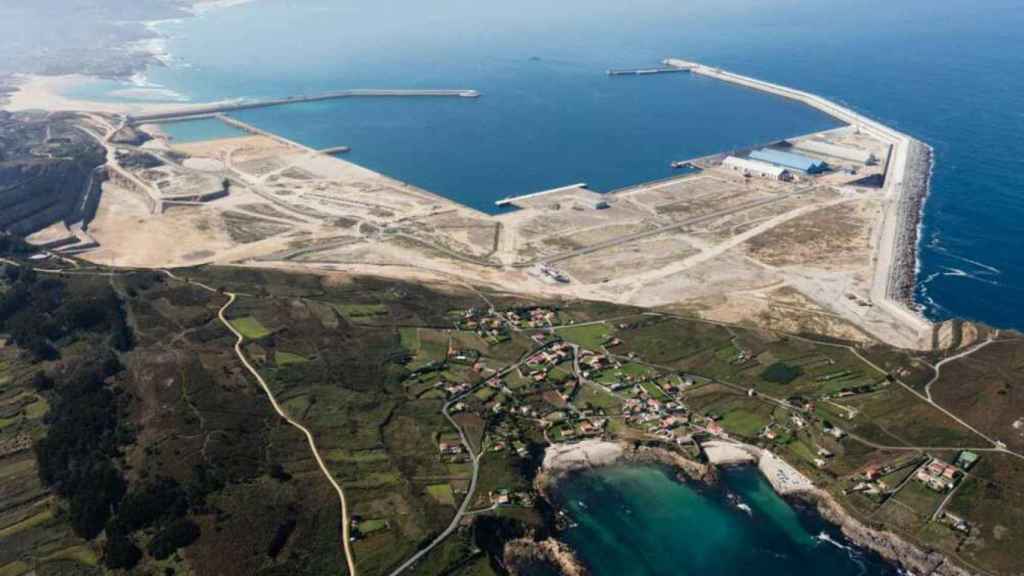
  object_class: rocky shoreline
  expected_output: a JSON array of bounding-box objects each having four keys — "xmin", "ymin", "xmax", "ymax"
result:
[
  {"xmin": 531, "ymin": 439, "xmax": 979, "ymax": 576},
  {"xmin": 891, "ymin": 138, "xmax": 935, "ymax": 307},
  {"xmin": 504, "ymin": 538, "xmax": 588, "ymax": 576},
  {"xmin": 796, "ymin": 489, "xmax": 975, "ymax": 576}
]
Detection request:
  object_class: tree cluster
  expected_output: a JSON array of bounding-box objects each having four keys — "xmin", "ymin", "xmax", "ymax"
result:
[
  {"xmin": 0, "ymin": 271, "xmax": 134, "ymax": 361},
  {"xmin": 34, "ymin": 354, "xmax": 130, "ymax": 539}
]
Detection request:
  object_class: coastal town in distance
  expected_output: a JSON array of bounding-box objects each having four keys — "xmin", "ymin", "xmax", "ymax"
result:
[{"xmin": 1, "ymin": 2, "xmax": 1023, "ymax": 576}]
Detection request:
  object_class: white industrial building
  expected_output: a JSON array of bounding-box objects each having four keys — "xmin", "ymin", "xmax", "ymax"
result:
[
  {"xmin": 792, "ymin": 139, "xmax": 877, "ymax": 165},
  {"xmin": 722, "ymin": 156, "xmax": 793, "ymax": 181}
]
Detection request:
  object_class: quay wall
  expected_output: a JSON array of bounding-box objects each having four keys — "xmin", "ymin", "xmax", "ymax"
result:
[{"xmin": 496, "ymin": 183, "xmax": 588, "ymax": 207}]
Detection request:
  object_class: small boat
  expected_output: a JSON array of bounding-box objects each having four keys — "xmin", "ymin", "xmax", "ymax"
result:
[{"xmin": 736, "ymin": 502, "xmax": 752, "ymax": 515}]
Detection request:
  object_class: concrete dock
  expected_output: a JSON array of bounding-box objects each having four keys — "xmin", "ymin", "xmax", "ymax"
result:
[
  {"xmin": 128, "ymin": 89, "xmax": 481, "ymax": 124},
  {"xmin": 607, "ymin": 67, "xmax": 688, "ymax": 76},
  {"xmin": 319, "ymin": 146, "xmax": 351, "ymax": 155},
  {"xmin": 495, "ymin": 183, "xmax": 588, "ymax": 207}
]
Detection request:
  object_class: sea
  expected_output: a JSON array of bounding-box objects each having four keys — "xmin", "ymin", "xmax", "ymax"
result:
[
  {"xmin": 554, "ymin": 465, "xmax": 900, "ymax": 576},
  {"xmin": 63, "ymin": 1, "xmax": 1024, "ymax": 571}
]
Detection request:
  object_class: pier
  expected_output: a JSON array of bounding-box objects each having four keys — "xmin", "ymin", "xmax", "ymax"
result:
[
  {"xmin": 128, "ymin": 89, "xmax": 481, "ymax": 124},
  {"xmin": 319, "ymin": 146, "xmax": 351, "ymax": 155},
  {"xmin": 607, "ymin": 67, "xmax": 688, "ymax": 76},
  {"xmin": 495, "ymin": 183, "xmax": 588, "ymax": 207}
]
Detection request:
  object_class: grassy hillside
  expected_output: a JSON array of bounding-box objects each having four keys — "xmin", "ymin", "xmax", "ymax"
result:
[{"xmin": 1, "ymin": 247, "xmax": 1023, "ymax": 576}]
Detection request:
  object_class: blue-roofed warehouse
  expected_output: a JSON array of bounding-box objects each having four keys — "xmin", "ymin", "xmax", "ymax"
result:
[{"xmin": 749, "ymin": 148, "xmax": 829, "ymax": 174}]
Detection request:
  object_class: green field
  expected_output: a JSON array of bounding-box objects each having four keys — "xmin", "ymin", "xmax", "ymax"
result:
[
  {"xmin": 474, "ymin": 387, "xmax": 496, "ymax": 402},
  {"xmin": 333, "ymin": 302, "xmax": 388, "ymax": 319},
  {"xmin": 400, "ymin": 327, "xmax": 421, "ymax": 351},
  {"xmin": 556, "ymin": 323, "xmax": 611, "ymax": 350},
  {"xmin": 325, "ymin": 449, "xmax": 390, "ymax": 463},
  {"xmin": 274, "ymin": 351, "xmax": 308, "ymax": 366},
  {"xmin": 404, "ymin": 328, "xmax": 449, "ymax": 370},
  {"xmin": 574, "ymin": 383, "xmax": 624, "ymax": 413},
  {"xmin": 426, "ymin": 483, "xmax": 456, "ymax": 506},
  {"xmin": 359, "ymin": 519, "xmax": 390, "ymax": 534},
  {"xmin": 719, "ymin": 408, "xmax": 770, "ymax": 438},
  {"xmin": 229, "ymin": 316, "xmax": 271, "ymax": 338}
]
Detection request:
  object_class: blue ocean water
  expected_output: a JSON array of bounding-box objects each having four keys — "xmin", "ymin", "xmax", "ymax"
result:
[
  {"xmin": 69, "ymin": 1, "xmax": 1024, "ymax": 324},
  {"xmin": 555, "ymin": 465, "xmax": 899, "ymax": 576}
]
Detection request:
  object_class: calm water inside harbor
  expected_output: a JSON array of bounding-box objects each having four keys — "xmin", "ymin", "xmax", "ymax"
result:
[
  {"xmin": 157, "ymin": 117, "xmax": 247, "ymax": 143},
  {"xmin": 554, "ymin": 465, "xmax": 900, "ymax": 576}
]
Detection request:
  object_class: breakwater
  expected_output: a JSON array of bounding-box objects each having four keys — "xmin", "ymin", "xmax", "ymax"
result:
[
  {"xmin": 127, "ymin": 89, "xmax": 481, "ymax": 124},
  {"xmin": 893, "ymin": 140, "xmax": 933, "ymax": 306}
]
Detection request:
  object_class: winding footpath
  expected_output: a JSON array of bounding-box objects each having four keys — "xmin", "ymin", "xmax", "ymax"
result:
[
  {"xmin": 1, "ymin": 256, "xmax": 362, "ymax": 573},
  {"xmin": 216, "ymin": 293, "xmax": 358, "ymax": 576},
  {"xmin": 160, "ymin": 271, "xmax": 359, "ymax": 576},
  {"xmin": 924, "ymin": 335, "xmax": 1000, "ymax": 401}
]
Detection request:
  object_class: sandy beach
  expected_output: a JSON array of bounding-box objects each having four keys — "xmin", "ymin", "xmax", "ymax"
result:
[
  {"xmin": 2, "ymin": 0, "xmax": 257, "ymax": 115},
  {"xmin": 1, "ymin": 73, "xmax": 246, "ymax": 117},
  {"xmin": 542, "ymin": 439, "xmax": 625, "ymax": 473},
  {"xmin": 4, "ymin": 75, "xmax": 125, "ymax": 114}
]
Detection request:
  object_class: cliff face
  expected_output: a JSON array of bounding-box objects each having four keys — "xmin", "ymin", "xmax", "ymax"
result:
[{"xmin": 0, "ymin": 114, "xmax": 105, "ymax": 235}]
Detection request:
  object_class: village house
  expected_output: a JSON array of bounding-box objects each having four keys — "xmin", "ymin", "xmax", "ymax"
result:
[
  {"xmin": 824, "ymin": 424, "xmax": 846, "ymax": 439},
  {"xmin": 943, "ymin": 511, "xmax": 970, "ymax": 533},
  {"xmin": 438, "ymin": 441, "xmax": 464, "ymax": 456},
  {"xmin": 916, "ymin": 459, "xmax": 960, "ymax": 492},
  {"xmin": 863, "ymin": 465, "xmax": 882, "ymax": 480}
]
